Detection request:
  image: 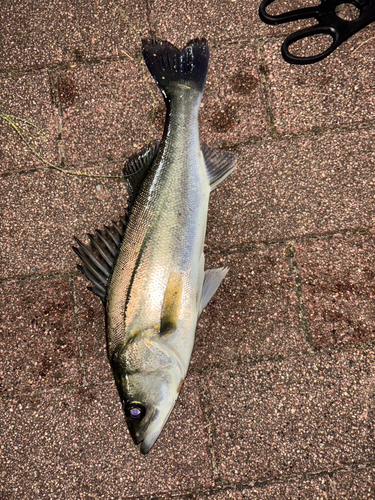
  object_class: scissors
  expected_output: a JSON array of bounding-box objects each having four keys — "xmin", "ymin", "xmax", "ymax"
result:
[{"xmin": 259, "ymin": 0, "xmax": 375, "ymax": 64}]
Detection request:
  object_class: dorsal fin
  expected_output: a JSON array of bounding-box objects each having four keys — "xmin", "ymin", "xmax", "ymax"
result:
[
  {"xmin": 73, "ymin": 142, "xmax": 161, "ymax": 303},
  {"xmin": 73, "ymin": 218, "xmax": 127, "ymax": 303},
  {"xmin": 201, "ymin": 144, "xmax": 237, "ymax": 191},
  {"xmin": 124, "ymin": 141, "xmax": 160, "ymax": 205},
  {"xmin": 160, "ymin": 272, "xmax": 183, "ymax": 334}
]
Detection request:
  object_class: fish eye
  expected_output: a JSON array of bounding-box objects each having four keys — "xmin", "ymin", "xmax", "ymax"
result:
[{"xmin": 125, "ymin": 402, "xmax": 146, "ymax": 421}]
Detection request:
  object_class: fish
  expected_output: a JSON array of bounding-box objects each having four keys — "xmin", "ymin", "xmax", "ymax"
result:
[{"xmin": 73, "ymin": 38, "xmax": 236, "ymax": 454}]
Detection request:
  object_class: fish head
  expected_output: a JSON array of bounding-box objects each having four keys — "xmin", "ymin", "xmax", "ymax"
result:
[
  {"xmin": 112, "ymin": 332, "xmax": 185, "ymax": 454},
  {"xmin": 122, "ymin": 371, "xmax": 182, "ymax": 454}
]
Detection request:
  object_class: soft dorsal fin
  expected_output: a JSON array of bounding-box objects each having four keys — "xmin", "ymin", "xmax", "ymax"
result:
[
  {"xmin": 160, "ymin": 272, "xmax": 183, "ymax": 334},
  {"xmin": 201, "ymin": 144, "xmax": 237, "ymax": 191},
  {"xmin": 199, "ymin": 267, "xmax": 229, "ymax": 316},
  {"xmin": 124, "ymin": 141, "xmax": 160, "ymax": 205}
]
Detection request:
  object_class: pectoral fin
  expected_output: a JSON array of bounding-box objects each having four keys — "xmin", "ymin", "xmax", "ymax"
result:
[
  {"xmin": 160, "ymin": 272, "xmax": 183, "ymax": 334},
  {"xmin": 199, "ymin": 267, "xmax": 229, "ymax": 316}
]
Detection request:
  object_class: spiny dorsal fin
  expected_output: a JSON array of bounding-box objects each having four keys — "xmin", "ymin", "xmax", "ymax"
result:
[
  {"xmin": 124, "ymin": 141, "xmax": 160, "ymax": 205},
  {"xmin": 201, "ymin": 144, "xmax": 237, "ymax": 191},
  {"xmin": 199, "ymin": 267, "xmax": 229, "ymax": 316},
  {"xmin": 73, "ymin": 218, "xmax": 126, "ymax": 304},
  {"xmin": 160, "ymin": 272, "xmax": 183, "ymax": 334}
]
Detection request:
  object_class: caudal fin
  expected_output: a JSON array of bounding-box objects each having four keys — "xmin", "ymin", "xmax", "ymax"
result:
[{"xmin": 142, "ymin": 38, "xmax": 209, "ymax": 99}]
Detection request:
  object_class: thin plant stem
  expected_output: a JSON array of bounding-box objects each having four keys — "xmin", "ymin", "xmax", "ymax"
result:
[{"xmin": 0, "ymin": 112, "xmax": 123, "ymax": 179}]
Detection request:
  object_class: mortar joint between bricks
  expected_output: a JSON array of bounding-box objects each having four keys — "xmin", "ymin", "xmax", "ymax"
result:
[
  {"xmin": 47, "ymin": 69, "xmax": 66, "ymax": 166},
  {"xmin": 70, "ymin": 275, "xmax": 89, "ymax": 387},
  {"xmin": 285, "ymin": 241, "xmax": 315, "ymax": 350},
  {"xmin": 198, "ymin": 373, "xmax": 219, "ymax": 483},
  {"xmin": 255, "ymin": 41, "xmax": 280, "ymax": 140},
  {"xmin": 145, "ymin": 0, "xmax": 157, "ymax": 38}
]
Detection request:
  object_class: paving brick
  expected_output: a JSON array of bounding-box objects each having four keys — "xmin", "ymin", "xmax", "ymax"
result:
[
  {"xmin": 0, "ymin": 0, "xmax": 148, "ymax": 71},
  {"xmin": 202, "ymin": 350, "xmax": 374, "ymax": 485},
  {"xmin": 200, "ymin": 45, "xmax": 269, "ymax": 145},
  {"xmin": 191, "ymin": 246, "xmax": 306, "ymax": 370},
  {"xmin": 0, "ymin": 166, "xmax": 127, "ymax": 279},
  {"xmin": 0, "ymin": 72, "xmax": 59, "ymax": 174},
  {"xmin": 74, "ymin": 275, "xmax": 112, "ymax": 386},
  {"xmin": 261, "ymin": 29, "xmax": 375, "ymax": 134},
  {"xmin": 0, "ymin": 374, "xmax": 213, "ymax": 499},
  {"xmin": 175, "ymin": 468, "xmax": 375, "ymax": 499},
  {"xmin": 295, "ymin": 235, "xmax": 375, "ymax": 348},
  {"xmin": 330, "ymin": 467, "xmax": 375, "ymax": 499},
  {"xmin": 205, "ymin": 129, "xmax": 375, "ymax": 247},
  {"xmin": 242, "ymin": 469, "xmax": 375, "ymax": 498},
  {"xmin": 150, "ymin": 0, "xmax": 277, "ymax": 46},
  {"xmin": 0, "ymin": 277, "xmax": 81, "ymax": 396},
  {"xmin": 59, "ymin": 60, "xmax": 163, "ymax": 165},
  {"xmin": 242, "ymin": 476, "xmax": 330, "ymax": 499}
]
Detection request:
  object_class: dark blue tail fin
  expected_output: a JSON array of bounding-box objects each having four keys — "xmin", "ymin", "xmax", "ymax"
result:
[{"xmin": 142, "ymin": 39, "xmax": 209, "ymax": 99}]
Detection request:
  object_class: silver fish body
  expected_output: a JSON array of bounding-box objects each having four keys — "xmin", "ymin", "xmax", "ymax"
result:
[{"xmin": 73, "ymin": 39, "xmax": 236, "ymax": 454}]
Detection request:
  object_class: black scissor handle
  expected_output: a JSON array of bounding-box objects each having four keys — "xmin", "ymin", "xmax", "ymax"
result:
[
  {"xmin": 282, "ymin": 25, "xmax": 339, "ymax": 64},
  {"xmin": 259, "ymin": 0, "xmax": 321, "ymax": 24},
  {"xmin": 259, "ymin": 0, "xmax": 375, "ymax": 64}
]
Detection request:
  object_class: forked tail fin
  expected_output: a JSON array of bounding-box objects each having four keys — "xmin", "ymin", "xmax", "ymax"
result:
[{"xmin": 142, "ymin": 38, "xmax": 209, "ymax": 100}]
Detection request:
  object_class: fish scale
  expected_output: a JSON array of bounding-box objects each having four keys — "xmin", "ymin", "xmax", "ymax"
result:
[{"xmin": 107, "ymin": 92, "xmax": 207, "ymax": 353}]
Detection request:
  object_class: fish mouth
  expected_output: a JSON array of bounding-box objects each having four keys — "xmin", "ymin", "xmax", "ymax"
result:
[
  {"xmin": 126, "ymin": 422, "xmax": 163, "ymax": 455},
  {"xmin": 127, "ymin": 398, "xmax": 178, "ymax": 455},
  {"xmin": 122, "ymin": 337, "xmax": 186, "ymax": 454},
  {"xmin": 139, "ymin": 430, "xmax": 160, "ymax": 455}
]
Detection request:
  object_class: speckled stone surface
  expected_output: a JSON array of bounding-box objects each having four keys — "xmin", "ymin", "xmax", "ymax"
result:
[
  {"xmin": 0, "ymin": 71, "xmax": 59, "ymax": 173},
  {"xmin": 295, "ymin": 235, "xmax": 375, "ymax": 348},
  {"xmin": 1, "ymin": 375, "xmax": 213, "ymax": 499},
  {"xmin": 206, "ymin": 129, "xmax": 375, "ymax": 246},
  {"xmin": 199, "ymin": 44, "xmax": 269, "ymax": 145},
  {"xmin": 202, "ymin": 350, "xmax": 375, "ymax": 484},
  {"xmin": 150, "ymin": 0, "xmax": 278, "ymax": 45},
  {"xmin": 0, "ymin": 166, "xmax": 127, "ymax": 279},
  {"xmin": 0, "ymin": 277, "xmax": 81, "ymax": 396},
  {"xmin": 191, "ymin": 246, "xmax": 307, "ymax": 370},
  {"xmin": 261, "ymin": 28, "xmax": 375, "ymax": 135},
  {"xmin": 58, "ymin": 61, "xmax": 162, "ymax": 165},
  {"xmin": 1, "ymin": 0, "xmax": 375, "ymax": 498},
  {"xmin": 74, "ymin": 275, "xmax": 112, "ymax": 386},
  {"xmin": 0, "ymin": 0, "xmax": 149, "ymax": 71}
]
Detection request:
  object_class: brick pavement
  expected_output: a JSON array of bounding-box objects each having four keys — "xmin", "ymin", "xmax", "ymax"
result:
[{"xmin": 1, "ymin": 0, "xmax": 375, "ymax": 498}]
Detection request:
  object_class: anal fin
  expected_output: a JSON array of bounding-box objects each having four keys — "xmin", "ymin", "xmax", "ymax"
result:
[
  {"xmin": 199, "ymin": 267, "xmax": 229, "ymax": 316},
  {"xmin": 201, "ymin": 144, "xmax": 237, "ymax": 191}
]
